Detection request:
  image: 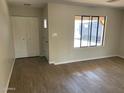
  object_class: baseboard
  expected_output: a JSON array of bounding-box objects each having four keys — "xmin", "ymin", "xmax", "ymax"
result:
[
  {"xmin": 117, "ymin": 55, "xmax": 124, "ymax": 59},
  {"xmin": 49, "ymin": 61, "xmax": 55, "ymax": 64},
  {"xmin": 54, "ymin": 55, "xmax": 118, "ymax": 65},
  {"xmin": 5, "ymin": 58, "xmax": 15, "ymax": 93}
]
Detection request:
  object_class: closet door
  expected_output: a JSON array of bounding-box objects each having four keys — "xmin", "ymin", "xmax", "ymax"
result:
[
  {"xmin": 12, "ymin": 17, "xmax": 28, "ymax": 58},
  {"xmin": 12, "ymin": 17, "xmax": 40, "ymax": 58},
  {"xmin": 26, "ymin": 17, "xmax": 40, "ymax": 57}
]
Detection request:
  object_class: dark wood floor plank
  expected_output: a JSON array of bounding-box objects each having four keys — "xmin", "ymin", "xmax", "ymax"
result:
[{"xmin": 7, "ymin": 57, "xmax": 124, "ymax": 93}]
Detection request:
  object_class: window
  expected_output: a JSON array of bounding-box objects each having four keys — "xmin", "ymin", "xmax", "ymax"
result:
[
  {"xmin": 44, "ymin": 19, "xmax": 47, "ymax": 28},
  {"xmin": 74, "ymin": 16, "xmax": 106, "ymax": 48}
]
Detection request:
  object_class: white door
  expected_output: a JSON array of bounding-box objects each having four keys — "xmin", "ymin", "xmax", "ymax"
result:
[
  {"xmin": 11, "ymin": 16, "xmax": 40, "ymax": 58},
  {"xmin": 26, "ymin": 17, "xmax": 40, "ymax": 57}
]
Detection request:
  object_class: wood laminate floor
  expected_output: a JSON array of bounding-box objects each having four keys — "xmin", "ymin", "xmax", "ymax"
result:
[{"xmin": 8, "ymin": 57, "xmax": 124, "ymax": 93}]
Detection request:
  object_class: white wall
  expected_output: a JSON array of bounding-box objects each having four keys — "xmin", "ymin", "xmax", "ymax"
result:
[
  {"xmin": 9, "ymin": 6, "xmax": 42, "ymax": 17},
  {"xmin": 0, "ymin": 0, "xmax": 15, "ymax": 93},
  {"xmin": 48, "ymin": 3, "xmax": 123, "ymax": 64}
]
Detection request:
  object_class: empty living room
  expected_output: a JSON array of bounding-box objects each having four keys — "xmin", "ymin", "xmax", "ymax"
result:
[{"xmin": 1, "ymin": 0, "xmax": 124, "ymax": 93}]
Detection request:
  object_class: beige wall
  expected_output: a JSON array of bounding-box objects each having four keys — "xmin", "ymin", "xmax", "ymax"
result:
[
  {"xmin": 0, "ymin": 0, "xmax": 15, "ymax": 93},
  {"xmin": 48, "ymin": 3, "xmax": 123, "ymax": 64},
  {"xmin": 119, "ymin": 14, "xmax": 124, "ymax": 58},
  {"xmin": 9, "ymin": 6, "xmax": 42, "ymax": 17}
]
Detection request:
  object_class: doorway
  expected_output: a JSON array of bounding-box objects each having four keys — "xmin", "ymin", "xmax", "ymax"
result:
[{"xmin": 11, "ymin": 16, "xmax": 40, "ymax": 58}]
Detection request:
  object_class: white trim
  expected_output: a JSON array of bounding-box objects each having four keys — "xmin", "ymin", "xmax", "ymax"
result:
[
  {"xmin": 49, "ymin": 61, "xmax": 55, "ymax": 64},
  {"xmin": 5, "ymin": 58, "xmax": 15, "ymax": 93},
  {"xmin": 118, "ymin": 55, "xmax": 124, "ymax": 59},
  {"xmin": 54, "ymin": 55, "xmax": 117, "ymax": 65}
]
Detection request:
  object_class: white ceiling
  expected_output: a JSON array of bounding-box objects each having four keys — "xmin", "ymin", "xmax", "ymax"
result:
[{"xmin": 7, "ymin": 0, "xmax": 124, "ymax": 9}]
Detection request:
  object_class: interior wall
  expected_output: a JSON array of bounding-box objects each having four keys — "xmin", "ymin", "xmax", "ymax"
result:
[
  {"xmin": 0, "ymin": 0, "xmax": 15, "ymax": 93},
  {"xmin": 48, "ymin": 3, "xmax": 123, "ymax": 64},
  {"xmin": 119, "ymin": 14, "xmax": 124, "ymax": 58},
  {"xmin": 9, "ymin": 6, "xmax": 42, "ymax": 17},
  {"xmin": 41, "ymin": 4, "xmax": 49, "ymax": 60}
]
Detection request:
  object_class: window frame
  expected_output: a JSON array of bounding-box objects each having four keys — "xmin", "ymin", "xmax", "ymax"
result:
[{"xmin": 74, "ymin": 15, "xmax": 107, "ymax": 48}]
